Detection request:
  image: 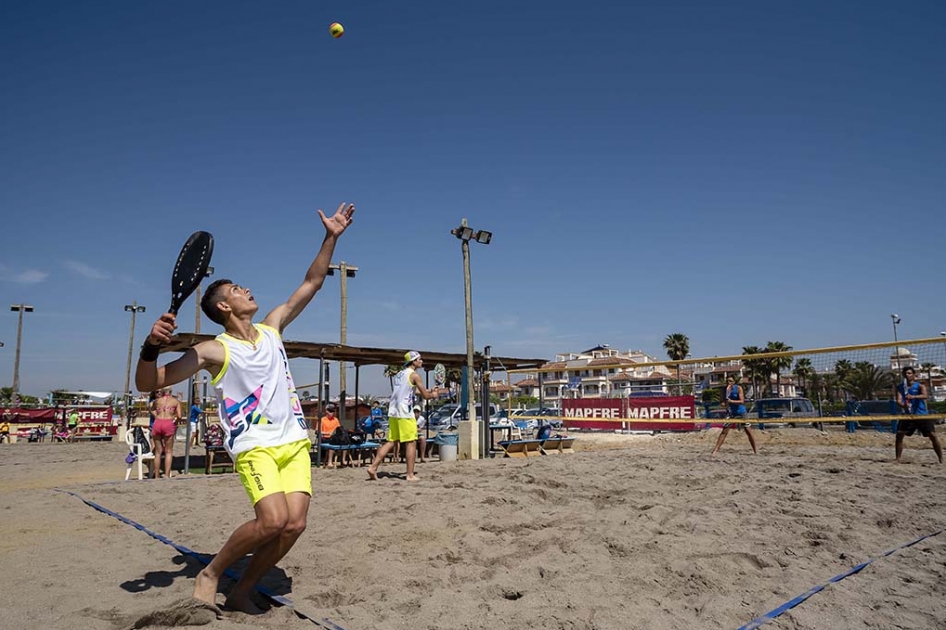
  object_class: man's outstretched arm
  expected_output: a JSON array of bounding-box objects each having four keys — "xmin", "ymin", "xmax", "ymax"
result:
[
  {"xmin": 410, "ymin": 372, "xmax": 439, "ymax": 401},
  {"xmin": 264, "ymin": 202, "xmax": 355, "ymax": 333},
  {"xmin": 135, "ymin": 313, "xmax": 223, "ymax": 392}
]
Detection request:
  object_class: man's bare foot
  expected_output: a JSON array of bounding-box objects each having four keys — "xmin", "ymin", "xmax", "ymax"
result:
[
  {"xmin": 193, "ymin": 569, "xmax": 220, "ymax": 606},
  {"xmin": 367, "ymin": 467, "xmax": 378, "ymax": 481},
  {"xmin": 405, "ymin": 474, "xmax": 420, "ymax": 482},
  {"xmin": 223, "ymin": 594, "xmax": 265, "ymax": 615}
]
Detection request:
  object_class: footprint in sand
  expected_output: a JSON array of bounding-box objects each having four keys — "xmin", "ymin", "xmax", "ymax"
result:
[{"xmin": 123, "ymin": 598, "xmax": 220, "ymax": 629}]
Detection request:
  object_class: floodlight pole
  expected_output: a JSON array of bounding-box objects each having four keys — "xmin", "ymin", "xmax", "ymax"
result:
[
  {"xmin": 891, "ymin": 315, "xmax": 903, "ymax": 414},
  {"xmin": 194, "ymin": 266, "xmax": 214, "ymax": 334},
  {"xmin": 328, "ymin": 262, "xmax": 358, "ymax": 422},
  {"xmin": 461, "ymin": 221, "xmax": 476, "ymax": 436},
  {"xmin": 891, "ymin": 314, "xmax": 901, "ymax": 375},
  {"xmin": 451, "ymin": 218, "xmax": 492, "ymax": 459},
  {"xmin": 123, "ymin": 302, "xmax": 146, "ymax": 429},
  {"xmin": 10, "ymin": 304, "xmax": 34, "ymax": 396}
]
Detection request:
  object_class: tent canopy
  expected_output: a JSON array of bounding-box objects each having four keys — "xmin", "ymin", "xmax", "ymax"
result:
[{"xmin": 161, "ymin": 333, "xmax": 546, "ymax": 371}]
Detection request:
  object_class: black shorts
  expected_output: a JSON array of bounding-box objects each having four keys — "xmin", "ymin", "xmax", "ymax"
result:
[{"xmin": 897, "ymin": 419, "xmax": 934, "ymax": 437}]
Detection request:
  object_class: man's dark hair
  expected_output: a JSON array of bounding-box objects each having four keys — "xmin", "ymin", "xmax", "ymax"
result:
[
  {"xmin": 201, "ymin": 278, "xmax": 233, "ymax": 326},
  {"xmin": 902, "ymin": 366, "xmax": 915, "ymax": 378}
]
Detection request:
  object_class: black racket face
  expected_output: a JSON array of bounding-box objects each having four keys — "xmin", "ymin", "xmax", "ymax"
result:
[{"xmin": 169, "ymin": 231, "xmax": 214, "ymax": 315}]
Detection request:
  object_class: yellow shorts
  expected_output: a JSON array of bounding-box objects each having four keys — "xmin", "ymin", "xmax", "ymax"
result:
[
  {"xmin": 386, "ymin": 417, "xmax": 417, "ymax": 443},
  {"xmin": 235, "ymin": 438, "xmax": 312, "ymax": 505}
]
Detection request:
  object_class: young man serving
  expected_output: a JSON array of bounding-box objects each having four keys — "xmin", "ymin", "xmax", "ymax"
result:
[{"xmin": 135, "ymin": 202, "xmax": 354, "ymax": 613}]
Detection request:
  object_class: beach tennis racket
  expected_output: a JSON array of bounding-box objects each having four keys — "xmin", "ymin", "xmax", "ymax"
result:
[
  {"xmin": 434, "ymin": 363, "xmax": 446, "ymax": 387},
  {"xmin": 169, "ymin": 231, "xmax": 214, "ymax": 315}
]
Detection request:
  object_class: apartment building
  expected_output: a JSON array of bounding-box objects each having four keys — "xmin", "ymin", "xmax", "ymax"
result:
[{"xmin": 512, "ymin": 344, "xmax": 674, "ymax": 403}]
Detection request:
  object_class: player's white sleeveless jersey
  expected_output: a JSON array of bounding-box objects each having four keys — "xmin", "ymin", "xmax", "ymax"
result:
[
  {"xmin": 388, "ymin": 366, "xmax": 416, "ymax": 419},
  {"xmin": 211, "ymin": 323, "xmax": 309, "ymax": 456}
]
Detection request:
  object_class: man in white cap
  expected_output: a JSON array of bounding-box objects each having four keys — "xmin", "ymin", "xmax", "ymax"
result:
[{"xmin": 367, "ymin": 351, "xmax": 437, "ymax": 481}]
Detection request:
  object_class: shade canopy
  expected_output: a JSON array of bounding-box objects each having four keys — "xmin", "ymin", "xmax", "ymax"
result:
[{"xmin": 161, "ymin": 333, "xmax": 546, "ymax": 371}]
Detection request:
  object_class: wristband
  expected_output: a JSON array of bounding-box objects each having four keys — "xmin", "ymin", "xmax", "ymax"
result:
[{"xmin": 139, "ymin": 341, "xmax": 161, "ymax": 362}]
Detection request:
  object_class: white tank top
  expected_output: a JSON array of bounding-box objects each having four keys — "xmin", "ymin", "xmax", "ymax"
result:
[
  {"xmin": 388, "ymin": 366, "xmax": 416, "ymax": 419},
  {"xmin": 211, "ymin": 323, "xmax": 310, "ymax": 456}
]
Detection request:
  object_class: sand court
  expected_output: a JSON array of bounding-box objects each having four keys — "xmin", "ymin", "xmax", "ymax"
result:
[{"xmin": 0, "ymin": 429, "xmax": 944, "ymax": 629}]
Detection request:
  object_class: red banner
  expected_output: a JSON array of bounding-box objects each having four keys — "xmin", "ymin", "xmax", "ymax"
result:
[
  {"xmin": 563, "ymin": 397, "xmax": 701, "ymax": 431},
  {"xmin": 2, "ymin": 406, "xmax": 117, "ymax": 435},
  {"xmin": 1, "ymin": 407, "xmax": 56, "ymax": 422}
]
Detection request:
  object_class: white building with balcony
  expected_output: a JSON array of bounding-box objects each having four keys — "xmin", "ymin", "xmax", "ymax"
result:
[{"xmin": 520, "ymin": 344, "xmax": 674, "ymax": 403}]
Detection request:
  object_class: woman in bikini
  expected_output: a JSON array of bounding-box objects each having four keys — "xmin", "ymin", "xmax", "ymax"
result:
[{"xmin": 151, "ymin": 388, "xmax": 181, "ymax": 478}]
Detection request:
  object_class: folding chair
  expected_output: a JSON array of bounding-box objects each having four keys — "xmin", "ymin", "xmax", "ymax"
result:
[{"xmin": 124, "ymin": 428, "xmax": 155, "ymax": 480}]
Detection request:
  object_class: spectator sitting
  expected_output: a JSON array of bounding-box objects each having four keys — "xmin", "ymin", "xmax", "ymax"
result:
[
  {"xmin": 319, "ymin": 404, "xmax": 349, "ymax": 468},
  {"xmin": 368, "ymin": 401, "xmax": 384, "ymax": 438},
  {"xmin": 53, "ymin": 422, "xmax": 69, "ymax": 443},
  {"xmin": 0, "ymin": 409, "xmax": 11, "ymax": 444},
  {"xmin": 358, "ymin": 413, "xmax": 379, "ymax": 441},
  {"xmin": 413, "ymin": 405, "xmax": 428, "ymax": 464}
]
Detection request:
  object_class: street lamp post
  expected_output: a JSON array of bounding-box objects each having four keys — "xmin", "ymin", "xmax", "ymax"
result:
[
  {"xmin": 124, "ymin": 302, "xmax": 146, "ymax": 427},
  {"xmin": 939, "ymin": 331, "xmax": 946, "ymax": 402},
  {"xmin": 10, "ymin": 304, "xmax": 34, "ymax": 396},
  {"xmin": 891, "ymin": 315, "xmax": 904, "ymax": 424},
  {"xmin": 328, "ymin": 262, "xmax": 358, "ymax": 422},
  {"xmin": 451, "ymin": 218, "xmax": 492, "ymax": 459},
  {"xmin": 891, "ymin": 314, "xmax": 902, "ymax": 374},
  {"xmin": 194, "ymin": 266, "xmax": 214, "ymax": 334}
]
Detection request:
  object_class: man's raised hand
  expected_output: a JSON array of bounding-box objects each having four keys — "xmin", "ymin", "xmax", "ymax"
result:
[
  {"xmin": 148, "ymin": 313, "xmax": 178, "ymax": 345},
  {"xmin": 319, "ymin": 202, "xmax": 355, "ymax": 238}
]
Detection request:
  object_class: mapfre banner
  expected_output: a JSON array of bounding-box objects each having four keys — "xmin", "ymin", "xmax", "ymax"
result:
[
  {"xmin": 2, "ymin": 406, "xmax": 114, "ymax": 424},
  {"xmin": 562, "ymin": 396, "xmax": 700, "ymax": 431}
]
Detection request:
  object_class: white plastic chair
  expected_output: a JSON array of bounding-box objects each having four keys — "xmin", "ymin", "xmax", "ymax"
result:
[{"xmin": 125, "ymin": 428, "xmax": 155, "ymax": 481}]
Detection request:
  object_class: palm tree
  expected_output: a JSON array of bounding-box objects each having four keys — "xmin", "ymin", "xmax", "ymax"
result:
[
  {"xmin": 820, "ymin": 373, "xmax": 839, "ymax": 403},
  {"xmin": 741, "ymin": 346, "xmax": 765, "ymax": 399},
  {"xmin": 765, "ymin": 341, "xmax": 793, "ymax": 396},
  {"xmin": 841, "ymin": 362, "xmax": 894, "ymax": 401},
  {"xmin": 663, "ymin": 333, "xmax": 690, "ymax": 395},
  {"xmin": 833, "ymin": 360, "xmax": 854, "ymax": 401},
  {"xmin": 834, "ymin": 359, "xmax": 853, "ymax": 380},
  {"xmin": 446, "ymin": 367, "xmax": 463, "ymax": 401},
  {"xmin": 792, "ymin": 358, "xmax": 814, "ymax": 397},
  {"xmin": 383, "ymin": 364, "xmax": 400, "ymax": 390}
]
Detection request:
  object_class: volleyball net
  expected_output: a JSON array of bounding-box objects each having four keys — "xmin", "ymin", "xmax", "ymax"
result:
[{"xmin": 505, "ymin": 337, "xmax": 946, "ymax": 429}]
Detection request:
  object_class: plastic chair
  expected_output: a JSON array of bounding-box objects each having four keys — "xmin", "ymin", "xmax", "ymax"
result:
[{"xmin": 125, "ymin": 427, "xmax": 155, "ymax": 480}]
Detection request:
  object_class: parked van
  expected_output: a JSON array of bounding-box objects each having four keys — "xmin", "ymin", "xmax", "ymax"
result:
[{"xmin": 748, "ymin": 397, "xmax": 817, "ymax": 421}]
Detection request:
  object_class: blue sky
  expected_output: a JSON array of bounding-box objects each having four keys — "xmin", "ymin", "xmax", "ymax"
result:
[{"xmin": 1, "ymin": 1, "xmax": 944, "ymax": 399}]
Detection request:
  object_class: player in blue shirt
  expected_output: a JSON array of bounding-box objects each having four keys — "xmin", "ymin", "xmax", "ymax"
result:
[
  {"xmin": 711, "ymin": 376, "xmax": 758, "ymax": 456},
  {"xmin": 895, "ymin": 366, "xmax": 942, "ymax": 464}
]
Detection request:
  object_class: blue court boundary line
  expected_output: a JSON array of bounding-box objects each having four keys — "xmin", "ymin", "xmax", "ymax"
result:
[
  {"xmin": 737, "ymin": 528, "xmax": 944, "ymax": 630},
  {"xmin": 54, "ymin": 488, "xmax": 346, "ymax": 630}
]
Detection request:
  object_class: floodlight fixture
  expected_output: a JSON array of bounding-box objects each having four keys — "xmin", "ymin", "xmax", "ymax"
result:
[
  {"xmin": 451, "ymin": 226, "xmax": 474, "ymax": 241},
  {"xmin": 473, "ymin": 230, "xmax": 492, "ymax": 245}
]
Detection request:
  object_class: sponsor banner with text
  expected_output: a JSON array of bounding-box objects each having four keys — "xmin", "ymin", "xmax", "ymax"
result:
[{"xmin": 563, "ymin": 397, "xmax": 701, "ymax": 431}]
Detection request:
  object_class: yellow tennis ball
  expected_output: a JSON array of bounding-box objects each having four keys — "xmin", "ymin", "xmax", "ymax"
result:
[{"xmin": 329, "ymin": 22, "xmax": 344, "ymax": 38}]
